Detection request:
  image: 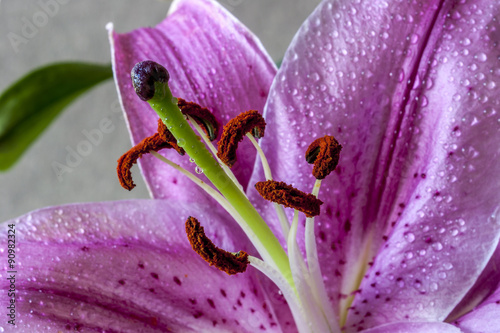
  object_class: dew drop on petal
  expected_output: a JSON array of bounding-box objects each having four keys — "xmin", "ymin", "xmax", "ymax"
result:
[
  {"xmin": 475, "ymin": 52, "xmax": 487, "ymax": 62},
  {"xmin": 432, "ymin": 242, "xmax": 443, "ymax": 251},
  {"xmin": 404, "ymin": 232, "xmax": 415, "ymax": 243},
  {"xmin": 410, "ymin": 33, "xmax": 419, "ymax": 44},
  {"xmin": 443, "ymin": 262, "xmax": 454, "ymax": 270}
]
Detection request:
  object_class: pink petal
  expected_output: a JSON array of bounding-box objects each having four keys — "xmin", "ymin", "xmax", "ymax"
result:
[
  {"xmin": 360, "ymin": 321, "xmax": 461, "ymax": 333},
  {"xmin": 348, "ymin": 0, "xmax": 500, "ymax": 327},
  {"xmin": 248, "ymin": 0, "xmax": 500, "ymax": 327},
  {"xmin": 453, "ymin": 286, "xmax": 500, "ymax": 333},
  {"xmin": 447, "ymin": 243, "xmax": 500, "ymax": 321},
  {"xmin": 109, "ymin": 0, "xmax": 276, "ymax": 203},
  {"xmin": 0, "ymin": 201, "xmax": 291, "ymax": 332}
]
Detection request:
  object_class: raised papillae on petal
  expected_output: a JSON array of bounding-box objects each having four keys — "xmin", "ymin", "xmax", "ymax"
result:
[
  {"xmin": 131, "ymin": 60, "xmax": 170, "ymax": 101},
  {"xmin": 177, "ymin": 98, "xmax": 220, "ymax": 141},
  {"xmin": 217, "ymin": 110, "xmax": 266, "ymax": 167},
  {"xmin": 305, "ymin": 135, "xmax": 342, "ymax": 179},
  {"xmin": 255, "ymin": 180, "xmax": 323, "ymax": 217},
  {"xmin": 185, "ymin": 216, "xmax": 249, "ymax": 275}
]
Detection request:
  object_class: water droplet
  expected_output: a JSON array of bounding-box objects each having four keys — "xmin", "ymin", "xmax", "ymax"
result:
[
  {"xmin": 404, "ymin": 232, "xmax": 415, "ymax": 243},
  {"xmin": 462, "ymin": 38, "xmax": 472, "ymax": 46},
  {"xmin": 432, "ymin": 242, "xmax": 443, "ymax": 251},
  {"xmin": 420, "ymin": 95, "xmax": 429, "ymax": 107},
  {"xmin": 177, "ymin": 138, "xmax": 186, "ymax": 147},
  {"xmin": 410, "ymin": 33, "xmax": 419, "ymax": 44},
  {"xmin": 189, "ymin": 157, "xmax": 195, "ymax": 163},
  {"xmin": 443, "ymin": 262, "xmax": 453, "ymax": 270},
  {"xmin": 195, "ymin": 166, "xmax": 204, "ymax": 174},
  {"xmin": 476, "ymin": 53, "xmax": 487, "ymax": 62},
  {"xmin": 429, "ymin": 282, "xmax": 439, "ymax": 291},
  {"xmin": 486, "ymin": 81, "xmax": 496, "ymax": 90}
]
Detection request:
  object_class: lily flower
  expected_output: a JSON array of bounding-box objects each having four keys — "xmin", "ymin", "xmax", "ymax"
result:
[{"xmin": 2, "ymin": 0, "xmax": 499, "ymax": 332}]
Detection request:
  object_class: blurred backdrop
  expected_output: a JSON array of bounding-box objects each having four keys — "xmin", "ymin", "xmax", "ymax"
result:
[{"xmin": 0, "ymin": 0, "xmax": 321, "ymax": 221}]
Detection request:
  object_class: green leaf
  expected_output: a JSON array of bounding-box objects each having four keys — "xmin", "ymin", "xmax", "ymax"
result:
[{"xmin": 0, "ymin": 62, "xmax": 113, "ymax": 170}]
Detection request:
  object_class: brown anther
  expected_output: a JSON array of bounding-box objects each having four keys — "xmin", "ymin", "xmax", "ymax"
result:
[
  {"xmin": 255, "ymin": 180, "xmax": 323, "ymax": 217},
  {"xmin": 185, "ymin": 217, "xmax": 249, "ymax": 275},
  {"xmin": 177, "ymin": 98, "xmax": 220, "ymax": 141},
  {"xmin": 156, "ymin": 118, "xmax": 185, "ymax": 155},
  {"xmin": 217, "ymin": 110, "xmax": 266, "ymax": 167},
  {"xmin": 117, "ymin": 133, "xmax": 175, "ymax": 191},
  {"xmin": 305, "ymin": 135, "xmax": 342, "ymax": 179}
]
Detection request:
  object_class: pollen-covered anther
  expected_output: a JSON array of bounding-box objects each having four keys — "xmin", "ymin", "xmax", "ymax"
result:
[
  {"xmin": 305, "ymin": 135, "xmax": 342, "ymax": 179},
  {"xmin": 185, "ymin": 217, "xmax": 249, "ymax": 275},
  {"xmin": 156, "ymin": 118, "xmax": 185, "ymax": 155},
  {"xmin": 255, "ymin": 180, "xmax": 323, "ymax": 217},
  {"xmin": 217, "ymin": 110, "xmax": 266, "ymax": 167},
  {"xmin": 117, "ymin": 132, "xmax": 176, "ymax": 191},
  {"xmin": 177, "ymin": 98, "xmax": 220, "ymax": 141}
]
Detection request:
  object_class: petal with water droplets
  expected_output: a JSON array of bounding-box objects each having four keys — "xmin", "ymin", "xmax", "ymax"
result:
[
  {"xmin": 348, "ymin": 0, "xmax": 500, "ymax": 328},
  {"xmin": 0, "ymin": 200, "xmax": 289, "ymax": 332},
  {"xmin": 248, "ymin": 0, "xmax": 500, "ymax": 328}
]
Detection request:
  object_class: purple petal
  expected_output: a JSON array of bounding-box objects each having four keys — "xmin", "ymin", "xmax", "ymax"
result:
[
  {"xmin": 453, "ymin": 286, "xmax": 500, "ymax": 333},
  {"xmin": 109, "ymin": 0, "xmax": 276, "ymax": 203},
  {"xmin": 360, "ymin": 321, "xmax": 461, "ymax": 333},
  {"xmin": 348, "ymin": 0, "xmax": 500, "ymax": 327},
  {"xmin": 248, "ymin": 0, "xmax": 500, "ymax": 326},
  {"xmin": 447, "ymin": 243, "xmax": 500, "ymax": 321},
  {"xmin": 0, "ymin": 201, "xmax": 291, "ymax": 332}
]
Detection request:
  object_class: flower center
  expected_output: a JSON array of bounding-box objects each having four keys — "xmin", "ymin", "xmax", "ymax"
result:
[{"xmin": 117, "ymin": 60, "xmax": 344, "ymax": 333}]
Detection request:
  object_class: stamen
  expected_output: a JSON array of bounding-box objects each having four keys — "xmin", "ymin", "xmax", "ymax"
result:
[
  {"xmin": 185, "ymin": 216, "xmax": 249, "ymax": 275},
  {"xmin": 177, "ymin": 98, "xmax": 220, "ymax": 141},
  {"xmin": 288, "ymin": 210, "xmax": 332, "ymax": 333},
  {"xmin": 117, "ymin": 133, "xmax": 173, "ymax": 190},
  {"xmin": 187, "ymin": 115, "xmax": 245, "ymax": 194},
  {"xmin": 305, "ymin": 135, "xmax": 342, "ymax": 179},
  {"xmin": 255, "ymin": 180, "xmax": 323, "ymax": 217},
  {"xmin": 246, "ymin": 133, "xmax": 291, "ymax": 238},
  {"xmin": 156, "ymin": 118, "xmax": 185, "ymax": 155},
  {"xmin": 305, "ymin": 180, "xmax": 341, "ymax": 332},
  {"xmin": 217, "ymin": 110, "xmax": 266, "ymax": 167},
  {"xmin": 248, "ymin": 256, "xmax": 311, "ymax": 333}
]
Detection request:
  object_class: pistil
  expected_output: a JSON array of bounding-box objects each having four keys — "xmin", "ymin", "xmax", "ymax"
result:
[{"xmin": 130, "ymin": 60, "xmax": 292, "ymax": 286}]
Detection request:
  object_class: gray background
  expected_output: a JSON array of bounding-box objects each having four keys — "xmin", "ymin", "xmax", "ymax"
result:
[{"xmin": 0, "ymin": 0, "xmax": 321, "ymax": 222}]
